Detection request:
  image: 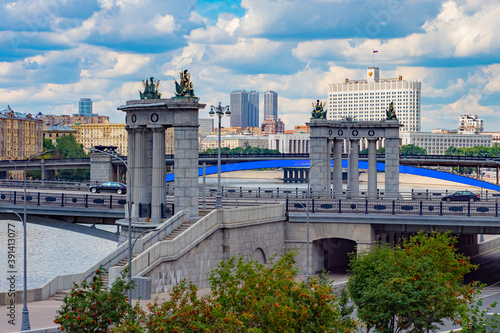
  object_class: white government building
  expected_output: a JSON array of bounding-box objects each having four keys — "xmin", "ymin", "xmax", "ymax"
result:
[{"xmin": 328, "ymin": 67, "xmax": 421, "ymax": 133}]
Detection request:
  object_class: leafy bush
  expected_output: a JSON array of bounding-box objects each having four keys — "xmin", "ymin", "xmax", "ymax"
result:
[
  {"xmin": 54, "ymin": 266, "xmax": 134, "ymax": 332},
  {"xmin": 113, "ymin": 252, "xmax": 359, "ymax": 332}
]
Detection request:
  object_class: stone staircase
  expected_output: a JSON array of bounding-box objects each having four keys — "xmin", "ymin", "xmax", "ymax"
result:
[
  {"xmin": 162, "ymin": 221, "xmax": 192, "ymax": 241},
  {"xmin": 49, "ymin": 220, "xmax": 193, "ymax": 301},
  {"xmin": 50, "ymin": 290, "xmax": 71, "ymax": 301}
]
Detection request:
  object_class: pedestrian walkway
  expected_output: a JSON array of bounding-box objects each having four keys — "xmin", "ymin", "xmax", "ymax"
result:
[{"xmin": 0, "ymin": 288, "xmax": 213, "ymax": 333}]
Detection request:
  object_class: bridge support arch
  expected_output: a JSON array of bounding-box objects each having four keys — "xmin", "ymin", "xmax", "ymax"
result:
[{"xmin": 286, "ymin": 221, "xmax": 376, "ymax": 276}]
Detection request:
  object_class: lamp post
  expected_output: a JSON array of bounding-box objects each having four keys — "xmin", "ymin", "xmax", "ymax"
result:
[
  {"xmin": 480, "ymin": 159, "xmax": 500, "ymax": 200},
  {"xmin": 209, "ymin": 102, "xmax": 230, "ymax": 209},
  {"xmin": 87, "ymin": 147, "xmax": 133, "ymax": 305},
  {"xmin": 21, "ymin": 149, "xmax": 53, "ymax": 331},
  {"xmin": 305, "ymin": 160, "xmax": 324, "ymax": 283}
]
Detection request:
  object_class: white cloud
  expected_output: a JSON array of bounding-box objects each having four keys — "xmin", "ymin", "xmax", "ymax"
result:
[
  {"xmin": 152, "ymin": 14, "xmax": 177, "ymax": 34},
  {"xmin": 483, "ymin": 64, "xmax": 500, "ymax": 94}
]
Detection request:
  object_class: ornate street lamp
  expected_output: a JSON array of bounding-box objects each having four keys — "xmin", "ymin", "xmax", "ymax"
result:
[
  {"xmin": 21, "ymin": 149, "xmax": 53, "ymax": 331},
  {"xmin": 305, "ymin": 160, "xmax": 324, "ymax": 283},
  {"xmin": 209, "ymin": 102, "xmax": 230, "ymax": 209},
  {"xmin": 87, "ymin": 147, "xmax": 133, "ymax": 305}
]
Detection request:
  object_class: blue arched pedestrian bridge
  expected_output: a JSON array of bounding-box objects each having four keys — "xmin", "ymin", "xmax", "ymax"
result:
[{"xmin": 165, "ymin": 160, "xmax": 500, "ymax": 192}]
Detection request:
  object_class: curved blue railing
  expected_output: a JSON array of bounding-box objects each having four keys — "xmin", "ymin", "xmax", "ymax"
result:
[{"xmin": 165, "ymin": 160, "xmax": 500, "ymax": 192}]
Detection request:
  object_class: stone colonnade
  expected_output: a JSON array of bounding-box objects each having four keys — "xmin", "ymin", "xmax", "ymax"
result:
[
  {"xmin": 118, "ymin": 98, "xmax": 205, "ymax": 223},
  {"xmin": 308, "ymin": 120, "xmax": 402, "ymax": 199}
]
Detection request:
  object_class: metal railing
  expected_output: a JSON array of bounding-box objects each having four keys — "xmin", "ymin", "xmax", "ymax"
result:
[
  {"xmin": 0, "ymin": 189, "xmax": 127, "ymax": 209},
  {"xmin": 286, "ymin": 198, "xmax": 500, "ymax": 218}
]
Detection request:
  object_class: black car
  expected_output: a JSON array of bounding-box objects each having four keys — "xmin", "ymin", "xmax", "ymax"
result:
[
  {"xmin": 441, "ymin": 190, "xmax": 480, "ymax": 202},
  {"xmin": 89, "ymin": 182, "xmax": 127, "ymax": 194}
]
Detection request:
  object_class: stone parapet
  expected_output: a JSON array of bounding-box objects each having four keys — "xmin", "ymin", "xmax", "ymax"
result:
[{"xmin": 129, "ymin": 205, "xmax": 287, "ymax": 292}]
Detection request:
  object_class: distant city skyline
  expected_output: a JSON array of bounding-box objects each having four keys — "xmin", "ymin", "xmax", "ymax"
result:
[{"xmin": 0, "ymin": 1, "xmax": 499, "ymax": 132}]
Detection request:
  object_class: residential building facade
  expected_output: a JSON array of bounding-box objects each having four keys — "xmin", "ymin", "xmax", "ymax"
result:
[
  {"xmin": 0, "ymin": 106, "xmax": 43, "ymax": 161},
  {"xmin": 261, "ymin": 117, "xmax": 285, "ymax": 136},
  {"xmin": 458, "ymin": 114, "xmax": 483, "ymax": 134},
  {"xmin": 43, "ymin": 125, "xmax": 78, "ymax": 144},
  {"xmin": 400, "ymin": 132, "xmax": 492, "ymax": 155},
  {"xmin": 74, "ymin": 124, "xmax": 175, "ymax": 156},
  {"xmin": 328, "ymin": 67, "xmax": 421, "ymax": 133},
  {"xmin": 42, "ymin": 114, "xmax": 109, "ymax": 127}
]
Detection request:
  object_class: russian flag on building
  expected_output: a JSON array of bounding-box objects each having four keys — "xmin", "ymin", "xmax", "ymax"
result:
[{"xmin": 373, "ymin": 50, "xmax": 378, "ymax": 53}]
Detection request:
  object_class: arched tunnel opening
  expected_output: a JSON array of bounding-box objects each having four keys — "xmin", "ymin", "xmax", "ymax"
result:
[{"xmin": 312, "ymin": 238, "xmax": 357, "ymax": 275}]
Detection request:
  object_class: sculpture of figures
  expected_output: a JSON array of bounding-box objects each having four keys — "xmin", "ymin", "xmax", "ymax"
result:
[
  {"xmin": 311, "ymin": 100, "xmax": 327, "ymax": 119},
  {"xmin": 174, "ymin": 69, "xmax": 196, "ymax": 98},
  {"xmin": 139, "ymin": 77, "xmax": 161, "ymax": 99},
  {"xmin": 385, "ymin": 102, "xmax": 397, "ymax": 120}
]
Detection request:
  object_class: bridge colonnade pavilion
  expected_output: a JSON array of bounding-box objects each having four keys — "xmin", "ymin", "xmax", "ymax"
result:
[
  {"xmin": 117, "ymin": 93, "xmax": 204, "ymax": 224},
  {"xmin": 308, "ymin": 118, "xmax": 402, "ymax": 199}
]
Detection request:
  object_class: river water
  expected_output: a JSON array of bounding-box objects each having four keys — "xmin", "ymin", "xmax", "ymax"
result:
[{"xmin": 0, "ymin": 221, "xmax": 117, "ymax": 292}]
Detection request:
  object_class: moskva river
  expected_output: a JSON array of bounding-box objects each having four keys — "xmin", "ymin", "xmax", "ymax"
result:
[{"xmin": 0, "ymin": 220, "xmax": 117, "ymax": 292}]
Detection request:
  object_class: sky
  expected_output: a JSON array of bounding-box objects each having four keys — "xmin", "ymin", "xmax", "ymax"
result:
[{"xmin": 0, "ymin": 0, "xmax": 499, "ymax": 131}]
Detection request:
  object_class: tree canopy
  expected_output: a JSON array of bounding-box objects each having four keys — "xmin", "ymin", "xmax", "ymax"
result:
[
  {"xmin": 400, "ymin": 144, "xmax": 427, "ymax": 156},
  {"xmin": 112, "ymin": 252, "xmax": 359, "ymax": 332},
  {"xmin": 30, "ymin": 135, "xmax": 89, "ymax": 181},
  {"xmin": 348, "ymin": 231, "xmax": 495, "ymax": 333},
  {"xmin": 445, "ymin": 144, "xmax": 500, "ymax": 157}
]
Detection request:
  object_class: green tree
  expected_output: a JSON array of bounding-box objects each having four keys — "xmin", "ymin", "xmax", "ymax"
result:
[
  {"xmin": 400, "ymin": 144, "xmax": 427, "ymax": 156},
  {"xmin": 54, "ymin": 266, "xmax": 135, "ymax": 332},
  {"xmin": 348, "ymin": 231, "xmax": 483, "ymax": 333},
  {"xmin": 113, "ymin": 252, "xmax": 359, "ymax": 332},
  {"xmin": 43, "ymin": 138, "xmax": 56, "ymax": 151},
  {"xmin": 52, "ymin": 135, "xmax": 87, "ymax": 159},
  {"xmin": 43, "ymin": 135, "xmax": 90, "ymax": 181}
]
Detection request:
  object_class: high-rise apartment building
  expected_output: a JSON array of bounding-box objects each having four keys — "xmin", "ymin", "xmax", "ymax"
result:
[
  {"xmin": 77, "ymin": 98, "xmax": 93, "ymax": 117},
  {"xmin": 328, "ymin": 67, "xmax": 421, "ymax": 132},
  {"xmin": 230, "ymin": 90, "xmax": 259, "ymax": 128},
  {"xmin": 458, "ymin": 114, "xmax": 483, "ymax": 134},
  {"xmin": 264, "ymin": 90, "xmax": 278, "ymax": 120}
]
